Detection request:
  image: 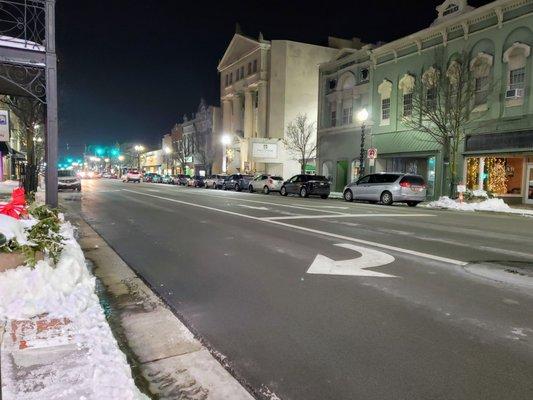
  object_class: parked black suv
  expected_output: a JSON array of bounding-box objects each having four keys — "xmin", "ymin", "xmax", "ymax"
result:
[{"xmin": 280, "ymin": 174, "xmax": 330, "ymax": 199}]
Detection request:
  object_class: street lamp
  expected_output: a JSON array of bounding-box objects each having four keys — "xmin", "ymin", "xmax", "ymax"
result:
[
  {"xmin": 356, "ymin": 108, "xmax": 369, "ymax": 178},
  {"xmin": 134, "ymin": 145, "xmax": 145, "ymax": 170},
  {"xmin": 163, "ymin": 146, "xmax": 172, "ymax": 174},
  {"xmin": 221, "ymin": 134, "xmax": 231, "ymax": 173}
]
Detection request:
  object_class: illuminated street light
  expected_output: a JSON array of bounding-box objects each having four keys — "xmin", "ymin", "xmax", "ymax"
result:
[
  {"xmin": 221, "ymin": 134, "xmax": 231, "ymax": 145},
  {"xmin": 164, "ymin": 146, "xmax": 172, "ymax": 154},
  {"xmin": 118, "ymin": 155, "xmax": 125, "ymax": 161},
  {"xmin": 356, "ymin": 108, "xmax": 369, "ymax": 123},
  {"xmin": 104, "ymin": 158, "xmax": 110, "ymax": 163}
]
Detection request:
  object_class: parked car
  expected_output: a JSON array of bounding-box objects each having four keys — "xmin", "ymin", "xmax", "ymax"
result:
[
  {"xmin": 123, "ymin": 169, "xmax": 141, "ymax": 183},
  {"xmin": 248, "ymin": 174, "xmax": 284, "ymax": 194},
  {"xmin": 342, "ymin": 173, "xmax": 426, "ymax": 206},
  {"xmin": 223, "ymin": 174, "xmax": 254, "ymax": 191},
  {"xmin": 280, "ymin": 174, "xmax": 330, "ymax": 198},
  {"xmin": 204, "ymin": 174, "xmax": 226, "ymax": 189},
  {"xmin": 151, "ymin": 174, "xmax": 163, "ymax": 183},
  {"xmin": 188, "ymin": 175, "xmax": 205, "ymax": 187},
  {"xmin": 58, "ymin": 169, "xmax": 81, "ymax": 191},
  {"xmin": 142, "ymin": 172, "xmax": 157, "ymax": 182},
  {"xmin": 173, "ymin": 174, "xmax": 190, "ymax": 186},
  {"xmin": 161, "ymin": 175, "xmax": 174, "ymax": 184}
]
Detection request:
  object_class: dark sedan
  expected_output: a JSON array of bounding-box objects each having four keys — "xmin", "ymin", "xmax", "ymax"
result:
[
  {"xmin": 280, "ymin": 174, "xmax": 330, "ymax": 199},
  {"xmin": 223, "ymin": 174, "xmax": 254, "ymax": 191}
]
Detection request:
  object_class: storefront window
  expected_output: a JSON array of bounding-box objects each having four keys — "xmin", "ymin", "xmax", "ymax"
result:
[{"xmin": 466, "ymin": 156, "xmax": 523, "ymax": 195}]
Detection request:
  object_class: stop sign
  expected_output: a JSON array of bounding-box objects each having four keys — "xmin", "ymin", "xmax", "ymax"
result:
[{"xmin": 367, "ymin": 148, "xmax": 378, "ymax": 159}]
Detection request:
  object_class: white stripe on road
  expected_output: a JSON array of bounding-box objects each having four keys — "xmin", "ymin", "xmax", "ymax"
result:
[
  {"xmin": 262, "ymin": 213, "xmax": 436, "ymax": 221},
  {"xmin": 121, "ymin": 189, "xmax": 467, "ymax": 266}
]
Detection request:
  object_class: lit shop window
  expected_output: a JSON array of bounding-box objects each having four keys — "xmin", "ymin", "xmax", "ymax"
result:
[{"xmin": 466, "ymin": 157, "xmax": 524, "ymax": 195}]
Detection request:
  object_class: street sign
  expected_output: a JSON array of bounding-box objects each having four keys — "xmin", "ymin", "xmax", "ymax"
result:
[
  {"xmin": 306, "ymin": 243, "xmax": 396, "ymax": 277},
  {"xmin": 367, "ymin": 148, "xmax": 378, "ymax": 160}
]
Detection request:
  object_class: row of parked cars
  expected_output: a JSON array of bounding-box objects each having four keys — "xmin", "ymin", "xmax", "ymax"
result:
[{"xmin": 123, "ymin": 169, "xmax": 427, "ymax": 206}]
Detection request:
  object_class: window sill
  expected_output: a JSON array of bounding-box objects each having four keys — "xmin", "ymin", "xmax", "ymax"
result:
[{"xmin": 380, "ymin": 119, "xmax": 390, "ymax": 126}]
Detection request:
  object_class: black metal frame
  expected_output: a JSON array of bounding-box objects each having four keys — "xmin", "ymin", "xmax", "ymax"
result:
[{"xmin": 0, "ymin": 0, "xmax": 57, "ymax": 206}]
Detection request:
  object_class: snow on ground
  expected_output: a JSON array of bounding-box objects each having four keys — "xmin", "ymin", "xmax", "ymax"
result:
[
  {"xmin": 0, "ymin": 215, "xmax": 148, "ymax": 400},
  {"xmin": 425, "ymin": 196, "xmax": 533, "ymax": 216}
]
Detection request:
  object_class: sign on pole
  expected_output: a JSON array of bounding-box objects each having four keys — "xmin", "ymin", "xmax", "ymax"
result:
[
  {"xmin": 367, "ymin": 148, "xmax": 378, "ymax": 160},
  {"xmin": 0, "ymin": 110, "xmax": 9, "ymax": 142}
]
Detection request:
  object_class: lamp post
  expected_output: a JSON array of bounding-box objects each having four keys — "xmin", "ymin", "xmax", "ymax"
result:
[
  {"xmin": 356, "ymin": 108, "xmax": 369, "ymax": 178},
  {"xmin": 164, "ymin": 146, "xmax": 172, "ymax": 174},
  {"xmin": 118, "ymin": 155, "xmax": 125, "ymax": 177},
  {"xmin": 221, "ymin": 134, "xmax": 231, "ymax": 174},
  {"xmin": 134, "ymin": 145, "xmax": 144, "ymax": 170}
]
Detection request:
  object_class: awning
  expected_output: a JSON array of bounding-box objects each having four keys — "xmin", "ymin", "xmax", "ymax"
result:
[{"xmin": 0, "ymin": 142, "xmax": 26, "ymax": 159}]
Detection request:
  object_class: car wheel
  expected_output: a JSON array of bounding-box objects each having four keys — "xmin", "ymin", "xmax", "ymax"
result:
[
  {"xmin": 381, "ymin": 191, "xmax": 393, "ymax": 206},
  {"xmin": 248, "ymin": 185, "xmax": 254, "ymax": 193},
  {"xmin": 343, "ymin": 189, "xmax": 353, "ymax": 202},
  {"xmin": 263, "ymin": 186, "xmax": 270, "ymax": 195},
  {"xmin": 299, "ymin": 187, "xmax": 308, "ymax": 198},
  {"xmin": 407, "ymin": 201, "xmax": 420, "ymax": 207},
  {"xmin": 280, "ymin": 186, "xmax": 288, "ymax": 196},
  {"xmin": 235, "ymin": 183, "xmax": 240, "ymax": 192}
]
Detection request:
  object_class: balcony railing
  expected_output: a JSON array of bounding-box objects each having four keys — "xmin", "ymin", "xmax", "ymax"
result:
[{"xmin": 0, "ymin": 0, "xmax": 46, "ymax": 51}]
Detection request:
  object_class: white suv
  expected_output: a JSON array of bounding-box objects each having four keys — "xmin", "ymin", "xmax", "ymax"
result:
[
  {"xmin": 124, "ymin": 169, "xmax": 141, "ymax": 183},
  {"xmin": 248, "ymin": 174, "xmax": 284, "ymax": 194}
]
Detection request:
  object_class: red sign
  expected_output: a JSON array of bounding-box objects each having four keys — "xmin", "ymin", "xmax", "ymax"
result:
[{"xmin": 367, "ymin": 148, "xmax": 378, "ymax": 160}]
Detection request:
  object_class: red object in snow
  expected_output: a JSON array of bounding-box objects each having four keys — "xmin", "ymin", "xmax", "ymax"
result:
[{"xmin": 0, "ymin": 187, "xmax": 28, "ymax": 219}]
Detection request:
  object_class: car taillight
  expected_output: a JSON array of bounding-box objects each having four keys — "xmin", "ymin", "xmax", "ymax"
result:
[{"xmin": 399, "ymin": 181, "xmax": 411, "ymax": 188}]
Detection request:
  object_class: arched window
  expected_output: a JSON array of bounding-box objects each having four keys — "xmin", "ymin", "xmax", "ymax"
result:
[
  {"xmin": 470, "ymin": 52, "xmax": 493, "ymax": 107},
  {"xmin": 378, "ymin": 79, "xmax": 393, "ymax": 125},
  {"xmin": 503, "ymin": 42, "xmax": 530, "ymax": 103}
]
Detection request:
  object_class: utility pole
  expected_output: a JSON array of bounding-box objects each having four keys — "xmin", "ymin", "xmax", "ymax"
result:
[{"xmin": 45, "ymin": 0, "xmax": 58, "ymax": 207}]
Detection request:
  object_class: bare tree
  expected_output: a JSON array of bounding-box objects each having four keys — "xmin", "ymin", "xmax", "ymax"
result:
[
  {"xmin": 191, "ymin": 122, "xmax": 216, "ymax": 175},
  {"xmin": 172, "ymin": 137, "xmax": 190, "ymax": 174},
  {"xmin": 403, "ymin": 50, "xmax": 492, "ymax": 196},
  {"xmin": 283, "ymin": 114, "xmax": 318, "ymax": 174},
  {"xmin": 1, "ymin": 96, "xmax": 44, "ymax": 194}
]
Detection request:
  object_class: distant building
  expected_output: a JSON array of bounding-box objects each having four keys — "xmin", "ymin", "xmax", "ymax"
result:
[
  {"xmin": 217, "ymin": 31, "xmax": 338, "ymax": 178},
  {"xmin": 317, "ymin": 39, "xmax": 375, "ymax": 192}
]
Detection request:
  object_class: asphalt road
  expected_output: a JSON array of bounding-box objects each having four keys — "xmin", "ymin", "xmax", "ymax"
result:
[{"xmin": 62, "ymin": 179, "xmax": 533, "ymax": 400}]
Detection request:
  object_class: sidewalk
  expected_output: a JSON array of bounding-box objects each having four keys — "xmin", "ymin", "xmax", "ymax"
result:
[
  {"xmin": 63, "ymin": 208, "xmax": 255, "ymax": 399},
  {"xmin": 0, "ymin": 208, "xmax": 149, "ymax": 400}
]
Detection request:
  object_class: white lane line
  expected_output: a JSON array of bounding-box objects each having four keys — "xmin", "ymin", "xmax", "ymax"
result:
[
  {"xmin": 238, "ymin": 204, "xmax": 269, "ymax": 210},
  {"xmin": 262, "ymin": 213, "xmax": 436, "ymax": 221},
  {"xmin": 121, "ymin": 189, "xmax": 467, "ymax": 266},
  {"xmin": 168, "ymin": 190, "xmax": 346, "ymax": 214}
]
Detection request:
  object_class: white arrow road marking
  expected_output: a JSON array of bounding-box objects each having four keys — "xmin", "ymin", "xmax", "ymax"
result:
[
  {"xmin": 237, "ymin": 205, "xmax": 270, "ymax": 210},
  {"xmin": 307, "ymin": 243, "xmax": 396, "ymax": 277}
]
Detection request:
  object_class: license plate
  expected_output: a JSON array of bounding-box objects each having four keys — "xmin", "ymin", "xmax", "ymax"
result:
[{"xmin": 411, "ymin": 186, "xmax": 422, "ymax": 192}]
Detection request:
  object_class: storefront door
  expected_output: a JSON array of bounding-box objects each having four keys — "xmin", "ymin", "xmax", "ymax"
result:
[{"xmin": 526, "ymin": 164, "xmax": 533, "ymax": 204}]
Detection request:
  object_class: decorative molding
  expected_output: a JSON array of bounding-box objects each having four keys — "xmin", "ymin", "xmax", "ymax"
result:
[
  {"xmin": 441, "ymin": 30, "xmax": 448, "ymax": 47},
  {"xmin": 415, "ymin": 38, "xmax": 422, "ymax": 55},
  {"xmin": 398, "ymin": 74, "xmax": 416, "ymax": 93},
  {"xmin": 503, "ymin": 42, "xmax": 531, "ymax": 63},
  {"xmin": 495, "ymin": 7, "xmax": 504, "ymax": 28},
  {"xmin": 422, "ymin": 66, "xmax": 440, "ymax": 87},
  {"xmin": 461, "ymin": 21, "xmax": 469, "ymax": 40},
  {"xmin": 377, "ymin": 79, "xmax": 393, "ymax": 98},
  {"xmin": 470, "ymin": 52, "xmax": 494, "ymax": 69},
  {"xmin": 392, "ymin": 49, "xmax": 398, "ymax": 63}
]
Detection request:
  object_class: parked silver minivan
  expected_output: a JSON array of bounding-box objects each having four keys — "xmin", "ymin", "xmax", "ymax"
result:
[{"xmin": 343, "ymin": 173, "xmax": 427, "ymax": 206}]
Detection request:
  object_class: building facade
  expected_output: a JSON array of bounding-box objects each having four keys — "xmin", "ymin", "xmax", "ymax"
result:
[
  {"xmin": 217, "ymin": 32, "xmax": 338, "ymax": 178},
  {"xmin": 317, "ymin": 39, "xmax": 375, "ymax": 192},
  {"xmin": 368, "ymin": 0, "xmax": 533, "ymax": 203}
]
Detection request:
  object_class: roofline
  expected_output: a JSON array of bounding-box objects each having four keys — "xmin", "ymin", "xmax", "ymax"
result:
[{"xmin": 371, "ymin": 0, "xmax": 525, "ymax": 57}]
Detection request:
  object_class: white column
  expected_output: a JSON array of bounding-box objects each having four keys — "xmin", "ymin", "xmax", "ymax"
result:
[
  {"xmin": 222, "ymin": 99, "xmax": 231, "ymax": 135},
  {"xmin": 257, "ymin": 82, "xmax": 267, "ymax": 138},
  {"xmin": 478, "ymin": 157, "xmax": 485, "ymax": 190},
  {"xmin": 244, "ymin": 90, "xmax": 254, "ymax": 139},
  {"xmin": 232, "ymin": 94, "xmax": 242, "ymax": 135}
]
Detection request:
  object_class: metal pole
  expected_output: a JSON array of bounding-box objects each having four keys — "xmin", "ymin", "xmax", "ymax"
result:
[
  {"xmin": 45, "ymin": 0, "xmax": 58, "ymax": 207},
  {"xmin": 358, "ymin": 123, "xmax": 366, "ymax": 178}
]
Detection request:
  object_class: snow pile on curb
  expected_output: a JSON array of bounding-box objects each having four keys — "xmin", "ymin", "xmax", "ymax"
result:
[
  {"xmin": 0, "ymin": 215, "xmax": 148, "ymax": 400},
  {"xmin": 426, "ymin": 196, "xmax": 533, "ymax": 215}
]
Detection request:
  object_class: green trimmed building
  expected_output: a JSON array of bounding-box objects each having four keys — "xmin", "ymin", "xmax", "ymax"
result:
[{"xmin": 318, "ymin": 0, "xmax": 533, "ymax": 204}]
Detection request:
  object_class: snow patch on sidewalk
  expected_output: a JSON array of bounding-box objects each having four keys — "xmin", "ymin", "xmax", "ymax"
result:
[
  {"xmin": 0, "ymin": 215, "xmax": 148, "ymax": 400},
  {"xmin": 425, "ymin": 196, "xmax": 533, "ymax": 216}
]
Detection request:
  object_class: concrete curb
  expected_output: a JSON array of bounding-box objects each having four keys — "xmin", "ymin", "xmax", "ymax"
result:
[{"xmin": 66, "ymin": 212, "xmax": 256, "ymax": 400}]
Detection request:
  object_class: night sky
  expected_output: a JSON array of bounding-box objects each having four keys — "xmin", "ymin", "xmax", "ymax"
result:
[{"xmin": 56, "ymin": 0, "xmax": 490, "ymax": 157}]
